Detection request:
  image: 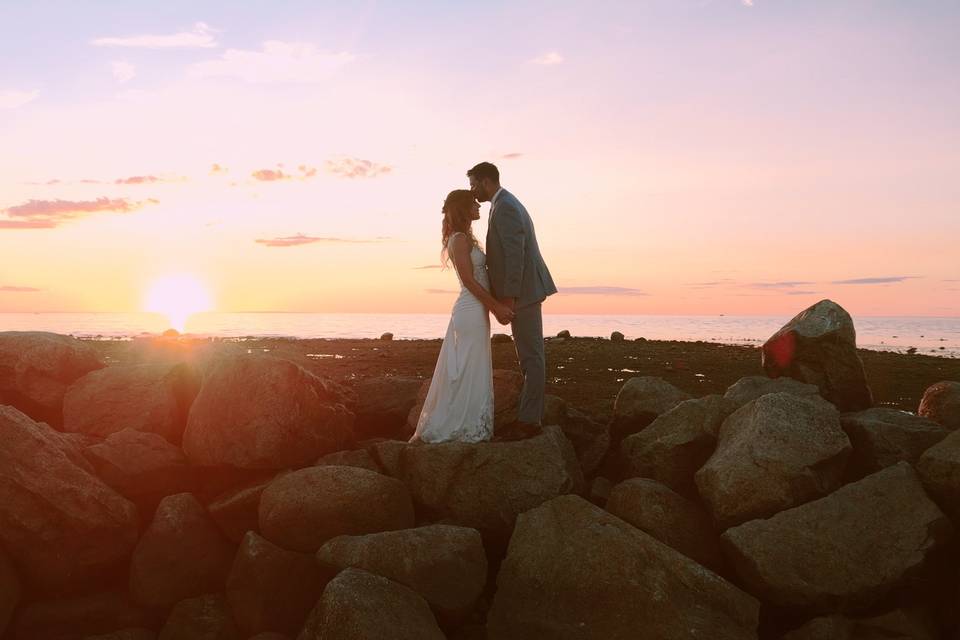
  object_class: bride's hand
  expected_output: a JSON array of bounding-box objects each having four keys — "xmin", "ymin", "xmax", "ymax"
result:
[{"xmin": 493, "ymin": 304, "xmax": 515, "ymax": 325}]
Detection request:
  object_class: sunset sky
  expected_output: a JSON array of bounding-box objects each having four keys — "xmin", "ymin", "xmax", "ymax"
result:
[{"xmin": 2, "ymin": 1, "xmax": 958, "ymax": 317}]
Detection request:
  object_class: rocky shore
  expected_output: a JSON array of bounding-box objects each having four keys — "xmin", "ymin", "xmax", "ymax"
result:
[{"xmin": 1, "ymin": 299, "xmax": 959, "ymax": 639}]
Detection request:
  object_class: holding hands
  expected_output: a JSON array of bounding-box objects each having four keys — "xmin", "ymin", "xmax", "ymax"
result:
[{"xmin": 493, "ymin": 297, "xmax": 516, "ymax": 325}]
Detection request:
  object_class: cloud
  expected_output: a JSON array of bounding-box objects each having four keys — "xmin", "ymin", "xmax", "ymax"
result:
[
  {"xmin": 190, "ymin": 41, "xmax": 355, "ymax": 83},
  {"xmin": 0, "ymin": 285, "xmax": 41, "ymax": 292},
  {"xmin": 92, "ymin": 22, "xmax": 217, "ymax": 49},
  {"xmin": 559, "ymin": 286, "xmax": 647, "ymax": 296},
  {"xmin": 0, "ymin": 89, "xmax": 39, "ymax": 109},
  {"xmin": 426, "ymin": 288, "xmax": 458, "ymax": 294},
  {"xmin": 413, "ymin": 264, "xmax": 442, "ymax": 270},
  {"xmin": 115, "ymin": 175, "xmax": 161, "ymax": 185},
  {"xmin": 786, "ymin": 290, "xmax": 820, "ymax": 295},
  {"xmin": 531, "ymin": 51, "xmax": 564, "ymax": 66},
  {"xmin": 326, "ymin": 158, "xmax": 393, "ymax": 179},
  {"xmin": 686, "ymin": 279, "xmax": 736, "ymax": 287},
  {"xmin": 831, "ymin": 276, "xmax": 919, "ymax": 285},
  {"xmin": 501, "ymin": 153, "xmax": 524, "ymax": 160},
  {"xmin": 742, "ymin": 0, "xmax": 755, "ymax": 6},
  {"xmin": 111, "ymin": 61, "xmax": 136, "ymax": 83},
  {"xmin": 750, "ymin": 281, "xmax": 815, "ymax": 289},
  {"xmin": 254, "ymin": 234, "xmax": 384, "ymax": 247},
  {"xmin": 251, "ymin": 165, "xmax": 318, "ymax": 182},
  {"xmin": 1, "ymin": 197, "xmax": 158, "ymax": 229},
  {"xmin": 210, "ymin": 164, "xmax": 229, "ymax": 175}
]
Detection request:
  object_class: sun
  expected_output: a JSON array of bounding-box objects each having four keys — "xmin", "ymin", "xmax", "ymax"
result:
[{"xmin": 144, "ymin": 274, "xmax": 213, "ymax": 333}]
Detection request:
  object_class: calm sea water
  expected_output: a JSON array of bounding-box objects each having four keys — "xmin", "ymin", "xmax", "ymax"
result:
[{"xmin": 1, "ymin": 312, "xmax": 958, "ymax": 358}]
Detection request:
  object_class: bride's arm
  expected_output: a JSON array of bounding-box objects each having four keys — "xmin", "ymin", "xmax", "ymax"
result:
[{"xmin": 450, "ymin": 234, "xmax": 513, "ymax": 321}]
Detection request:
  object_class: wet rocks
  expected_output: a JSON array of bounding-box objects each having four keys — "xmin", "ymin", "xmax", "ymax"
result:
[
  {"xmin": 487, "ymin": 495, "xmax": 759, "ymax": 639},
  {"xmin": 722, "ymin": 462, "xmax": 952, "ymax": 612},
  {"xmin": 611, "ymin": 376, "xmax": 692, "ymax": 438},
  {"xmin": 258, "ymin": 466, "xmax": 415, "ymax": 552},
  {"xmin": 696, "ymin": 393, "xmax": 850, "ymax": 528},
  {"xmin": 182, "ymin": 354, "xmax": 354, "ymax": 469},
  {"xmin": 761, "ymin": 299, "xmax": 873, "ymax": 412},
  {"xmin": 918, "ymin": 380, "xmax": 960, "ymax": 430}
]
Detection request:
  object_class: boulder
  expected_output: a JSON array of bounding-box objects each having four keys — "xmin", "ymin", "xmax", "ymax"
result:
[
  {"xmin": 316, "ymin": 525, "xmax": 487, "ymax": 621},
  {"xmin": 316, "ymin": 448, "xmax": 382, "ymax": 473},
  {"xmin": 722, "ymin": 462, "xmax": 953, "ymax": 612},
  {"xmin": 371, "ymin": 426, "xmax": 583, "ymax": 540},
  {"xmin": 610, "ymin": 331, "xmax": 625, "ymax": 342},
  {"xmin": 63, "ymin": 362, "xmax": 200, "ymax": 444},
  {"xmin": 226, "ymin": 532, "xmax": 330, "ymax": 637},
  {"xmin": 0, "ymin": 331, "xmax": 104, "ymax": 425},
  {"xmin": 158, "ymin": 594, "xmax": 239, "ymax": 640},
  {"xmin": 696, "ymin": 393, "xmax": 850, "ymax": 528},
  {"xmin": 782, "ymin": 608, "xmax": 938, "ymax": 640},
  {"xmin": 248, "ymin": 634, "xmax": 290, "ymax": 640},
  {"xmin": 0, "ymin": 549, "xmax": 20, "ymax": 637},
  {"xmin": 556, "ymin": 330, "xmax": 571, "ymax": 338},
  {"xmin": 406, "ymin": 369, "xmax": 523, "ymax": 434},
  {"xmin": 621, "ymin": 395, "xmax": 729, "ymax": 497},
  {"xmin": 207, "ymin": 475, "xmax": 278, "ymax": 544},
  {"xmin": 0, "ymin": 404, "xmax": 138, "ymax": 592},
  {"xmin": 606, "ymin": 478, "xmax": 725, "ymax": 572},
  {"xmin": 82, "ymin": 428, "xmax": 194, "ymax": 506},
  {"xmin": 129, "ymin": 493, "xmax": 235, "ymax": 608},
  {"xmin": 297, "ymin": 568, "xmax": 445, "ymax": 640},
  {"xmin": 487, "ymin": 495, "xmax": 759, "ymax": 639},
  {"xmin": 259, "ymin": 466, "xmax": 414, "ymax": 552},
  {"xmin": 542, "ymin": 394, "xmax": 610, "ymax": 477},
  {"xmin": 916, "ymin": 428, "xmax": 960, "ymax": 519},
  {"xmin": 182, "ymin": 354, "xmax": 354, "ymax": 469},
  {"xmin": 611, "ymin": 376, "xmax": 692, "ymax": 438},
  {"xmin": 918, "ymin": 381, "xmax": 960, "ymax": 430},
  {"xmin": 723, "ymin": 375, "xmax": 821, "ymax": 411},
  {"xmin": 840, "ymin": 408, "xmax": 949, "ymax": 479},
  {"xmin": 761, "ymin": 300, "xmax": 873, "ymax": 412},
  {"xmin": 14, "ymin": 591, "xmax": 154, "ymax": 640},
  {"xmin": 84, "ymin": 631, "xmax": 156, "ymax": 640},
  {"xmin": 352, "ymin": 376, "xmax": 422, "ymax": 439}
]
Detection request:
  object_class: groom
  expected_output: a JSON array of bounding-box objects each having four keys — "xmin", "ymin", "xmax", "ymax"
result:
[{"xmin": 468, "ymin": 162, "xmax": 557, "ymax": 437}]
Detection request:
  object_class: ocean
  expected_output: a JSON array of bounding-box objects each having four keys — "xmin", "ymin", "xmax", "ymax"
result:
[{"xmin": 1, "ymin": 312, "xmax": 958, "ymax": 358}]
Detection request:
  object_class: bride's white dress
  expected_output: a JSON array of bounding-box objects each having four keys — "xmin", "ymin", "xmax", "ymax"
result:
[{"xmin": 413, "ymin": 232, "xmax": 494, "ymax": 443}]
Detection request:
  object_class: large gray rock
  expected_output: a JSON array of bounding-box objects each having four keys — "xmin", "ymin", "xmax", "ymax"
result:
[
  {"xmin": 487, "ymin": 495, "xmax": 759, "ymax": 639},
  {"xmin": 916, "ymin": 428, "xmax": 960, "ymax": 519},
  {"xmin": 129, "ymin": 493, "xmax": 235, "ymax": 607},
  {"xmin": 722, "ymin": 462, "xmax": 953, "ymax": 612},
  {"xmin": 63, "ymin": 362, "xmax": 200, "ymax": 444},
  {"xmin": 14, "ymin": 591, "xmax": 154, "ymax": 640},
  {"xmin": 696, "ymin": 393, "xmax": 851, "ymax": 528},
  {"xmin": 372, "ymin": 426, "xmax": 583, "ymax": 540},
  {"xmin": 226, "ymin": 532, "xmax": 330, "ymax": 637},
  {"xmin": 761, "ymin": 300, "xmax": 873, "ymax": 412},
  {"xmin": 0, "ymin": 405, "xmax": 139, "ymax": 592},
  {"xmin": 297, "ymin": 568, "xmax": 445, "ymax": 640},
  {"xmin": 542, "ymin": 395, "xmax": 610, "ymax": 477},
  {"xmin": 0, "ymin": 331, "xmax": 104, "ymax": 425},
  {"xmin": 316, "ymin": 525, "xmax": 487, "ymax": 621},
  {"xmin": 0, "ymin": 549, "xmax": 20, "ymax": 637},
  {"xmin": 611, "ymin": 376, "xmax": 693, "ymax": 438},
  {"xmin": 182, "ymin": 354, "xmax": 354, "ymax": 469},
  {"xmin": 316, "ymin": 449, "xmax": 381, "ymax": 473},
  {"xmin": 723, "ymin": 375, "xmax": 821, "ymax": 411},
  {"xmin": 918, "ymin": 381, "xmax": 960, "ymax": 430},
  {"xmin": 207, "ymin": 475, "xmax": 277, "ymax": 544},
  {"xmin": 353, "ymin": 376, "xmax": 423, "ymax": 439},
  {"xmin": 621, "ymin": 395, "xmax": 729, "ymax": 497},
  {"xmin": 158, "ymin": 594, "xmax": 239, "ymax": 640},
  {"xmin": 606, "ymin": 478, "xmax": 725, "ymax": 572},
  {"xmin": 259, "ymin": 466, "xmax": 414, "ymax": 552},
  {"xmin": 781, "ymin": 608, "xmax": 938, "ymax": 640},
  {"xmin": 83, "ymin": 428, "xmax": 194, "ymax": 505},
  {"xmin": 840, "ymin": 408, "xmax": 949, "ymax": 479}
]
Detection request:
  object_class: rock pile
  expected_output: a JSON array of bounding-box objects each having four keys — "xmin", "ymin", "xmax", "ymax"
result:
[{"xmin": 0, "ymin": 303, "xmax": 957, "ymax": 639}]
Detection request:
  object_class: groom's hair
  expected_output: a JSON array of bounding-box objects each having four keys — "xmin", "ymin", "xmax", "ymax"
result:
[{"xmin": 467, "ymin": 162, "xmax": 499, "ymax": 183}]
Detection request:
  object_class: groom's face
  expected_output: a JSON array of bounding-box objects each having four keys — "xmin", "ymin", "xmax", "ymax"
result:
[{"xmin": 469, "ymin": 176, "xmax": 492, "ymax": 202}]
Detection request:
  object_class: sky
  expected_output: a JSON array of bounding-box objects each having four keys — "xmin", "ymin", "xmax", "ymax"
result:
[{"xmin": 1, "ymin": 0, "xmax": 958, "ymax": 318}]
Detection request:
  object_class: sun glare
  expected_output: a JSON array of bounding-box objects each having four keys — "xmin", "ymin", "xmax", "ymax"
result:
[{"xmin": 144, "ymin": 274, "xmax": 213, "ymax": 333}]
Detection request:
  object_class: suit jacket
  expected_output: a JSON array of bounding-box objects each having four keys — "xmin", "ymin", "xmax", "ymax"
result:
[{"xmin": 485, "ymin": 189, "xmax": 557, "ymax": 309}]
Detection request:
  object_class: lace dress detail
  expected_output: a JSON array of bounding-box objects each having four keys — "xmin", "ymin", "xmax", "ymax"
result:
[{"xmin": 413, "ymin": 233, "xmax": 494, "ymax": 443}]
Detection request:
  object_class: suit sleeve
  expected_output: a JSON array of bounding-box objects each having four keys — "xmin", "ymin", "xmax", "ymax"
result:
[{"xmin": 493, "ymin": 201, "xmax": 526, "ymax": 298}]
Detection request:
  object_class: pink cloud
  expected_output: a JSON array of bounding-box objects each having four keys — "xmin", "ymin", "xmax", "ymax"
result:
[
  {"xmin": 326, "ymin": 158, "xmax": 393, "ymax": 179},
  {"xmin": 255, "ymin": 233, "xmax": 384, "ymax": 247},
  {"xmin": 115, "ymin": 175, "xmax": 160, "ymax": 185},
  {"xmin": 501, "ymin": 152, "xmax": 524, "ymax": 159},
  {"xmin": 252, "ymin": 168, "xmax": 290, "ymax": 182},
  {"xmin": 0, "ymin": 285, "xmax": 41, "ymax": 292},
  {"xmin": 1, "ymin": 197, "xmax": 159, "ymax": 229}
]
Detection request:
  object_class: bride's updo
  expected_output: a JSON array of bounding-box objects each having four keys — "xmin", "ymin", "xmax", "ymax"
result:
[{"xmin": 441, "ymin": 189, "xmax": 479, "ymax": 263}]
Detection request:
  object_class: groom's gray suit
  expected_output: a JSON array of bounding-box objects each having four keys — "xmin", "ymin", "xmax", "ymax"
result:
[{"xmin": 486, "ymin": 188, "xmax": 557, "ymax": 424}]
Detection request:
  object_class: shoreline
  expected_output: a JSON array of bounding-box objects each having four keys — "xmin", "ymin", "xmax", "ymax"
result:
[{"xmin": 83, "ymin": 335, "xmax": 960, "ymax": 416}]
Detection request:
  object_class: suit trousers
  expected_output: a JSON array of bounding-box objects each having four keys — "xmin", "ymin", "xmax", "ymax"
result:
[{"xmin": 511, "ymin": 302, "xmax": 545, "ymax": 424}]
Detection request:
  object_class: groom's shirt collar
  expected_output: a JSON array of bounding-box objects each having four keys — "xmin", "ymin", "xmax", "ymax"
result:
[{"xmin": 490, "ymin": 187, "xmax": 504, "ymax": 208}]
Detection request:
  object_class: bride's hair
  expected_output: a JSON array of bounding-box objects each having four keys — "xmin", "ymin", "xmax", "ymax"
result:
[{"xmin": 440, "ymin": 189, "xmax": 479, "ymax": 266}]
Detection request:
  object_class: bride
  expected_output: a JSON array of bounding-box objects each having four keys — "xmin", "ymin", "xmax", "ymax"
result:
[{"xmin": 411, "ymin": 190, "xmax": 515, "ymax": 443}]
